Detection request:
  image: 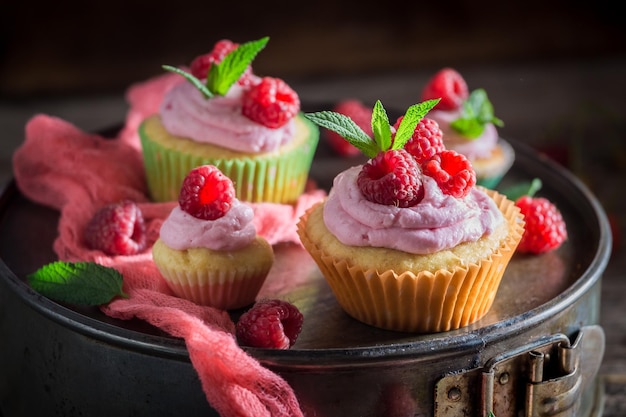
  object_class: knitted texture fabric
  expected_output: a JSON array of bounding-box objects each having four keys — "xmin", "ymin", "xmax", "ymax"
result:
[{"xmin": 12, "ymin": 72, "xmax": 325, "ymax": 417}]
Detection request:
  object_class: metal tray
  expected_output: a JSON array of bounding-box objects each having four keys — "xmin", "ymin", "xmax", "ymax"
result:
[{"xmin": 0, "ymin": 136, "xmax": 612, "ymax": 417}]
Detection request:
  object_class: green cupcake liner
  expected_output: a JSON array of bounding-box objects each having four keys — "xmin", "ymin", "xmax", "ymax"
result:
[{"xmin": 140, "ymin": 114, "xmax": 319, "ymax": 204}]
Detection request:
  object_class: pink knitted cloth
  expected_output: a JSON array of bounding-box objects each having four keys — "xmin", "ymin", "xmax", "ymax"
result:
[{"xmin": 12, "ymin": 72, "xmax": 326, "ymax": 417}]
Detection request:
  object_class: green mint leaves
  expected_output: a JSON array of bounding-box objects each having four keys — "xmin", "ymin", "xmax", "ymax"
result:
[
  {"xmin": 393, "ymin": 100, "xmax": 440, "ymax": 149},
  {"xmin": 207, "ymin": 37, "xmax": 268, "ymax": 95},
  {"xmin": 305, "ymin": 98, "xmax": 439, "ymax": 158},
  {"xmin": 371, "ymin": 100, "xmax": 393, "ymax": 154},
  {"xmin": 451, "ymin": 88, "xmax": 504, "ymax": 139},
  {"xmin": 28, "ymin": 261, "xmax": 128, "ymax": 306},
  {"xmin": 305, "ymin": 110, "xmax": 380, "ymax": 157},
  {"xmin": 163, "ymin": 36, "xmax": 269, "ymax": 99}
]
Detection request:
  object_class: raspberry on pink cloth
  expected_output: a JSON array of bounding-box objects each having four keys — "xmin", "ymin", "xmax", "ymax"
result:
[{"xmin": 11, "ymin": 72, "xmax": 326, "ymax": 417}]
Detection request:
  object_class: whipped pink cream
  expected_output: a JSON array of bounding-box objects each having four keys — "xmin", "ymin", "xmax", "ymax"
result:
[
  {"xmin": 159, "ymin": 81, "xmax": 296, "ymax": 153},
  {"xmin": 159, "ymin": 200, "xmax": 256, "ymax": 251},
  {"xmin": 428, "ymin": 109, "xmax": 498, "ymax": 159},
  {"xmin": 323, "ymin": 166, "xmax": 504, "ymax": 254}
]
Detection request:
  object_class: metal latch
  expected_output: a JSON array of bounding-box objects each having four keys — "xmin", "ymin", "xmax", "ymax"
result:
[{"xmin": 434, "ymin": 325, "xmax": 605, "ymax": 417}]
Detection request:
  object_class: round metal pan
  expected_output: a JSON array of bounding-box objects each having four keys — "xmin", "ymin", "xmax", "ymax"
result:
[{"xmin": 0, "ymin": 136, "xmax": 611, "ymax": 417}]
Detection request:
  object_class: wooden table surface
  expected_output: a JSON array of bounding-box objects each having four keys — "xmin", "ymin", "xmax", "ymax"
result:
[{"xmin": 1, "ymin": 58, "xmax": 625, "ymax": 416}]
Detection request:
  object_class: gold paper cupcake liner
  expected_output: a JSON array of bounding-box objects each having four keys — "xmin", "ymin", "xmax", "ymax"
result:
[{"xmin": 297, "ymin": 189, "xmax": 524, "ymax": 333}]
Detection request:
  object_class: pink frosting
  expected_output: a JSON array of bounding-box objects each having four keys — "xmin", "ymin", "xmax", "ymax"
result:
[
  {"xmin": 159, "ymin": 81, "xmax": 296, "ymax": 153},
  {"xmin": 323, "ymin": 166, "xmax": 504, "ymax": 254},
  {"xmin": 160, "ymin": 200, "xmax": 257, "ymax": 251},
  {"xmin": 428, "ymin": 109, "xmax": 498, "ymax": 159}
]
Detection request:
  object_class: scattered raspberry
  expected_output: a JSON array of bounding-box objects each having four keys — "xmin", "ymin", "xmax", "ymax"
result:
[
  {"xmin": 357, "ymin": 149, "xmax": 424, "ymax": 207},
  {"xmin": 393, "ymin": 116, "xmax": 445, "ymax": 164},
  {"xmin": 421, "ymin": 67, "xmax": 469, "ymax": 111},
  {"xmin": 84, "ymin": 200, "xmax": 147, "ymax": 256},
  {"xmin": 327, "ymin": 99, "xmax": 373, "ymax": 157},
  {"xmin": 422, "ymin": 150, "xmax": 476, "ymax": 198},
  {"xmin": 515, "ymin": 195, "xmax": 567, "ymax": 254},
  {"xmin": 236, "ymin": 299, "xmax": 304, "ymax": 349},
  {"xmin": 241, "ymin": 77, "xmax": 300, "ymax": 128},
  {"xmin": 189, "ymin": 39, "xmax": 256, "ymax": 86},
  {"xmin": 178, "ymin": 165, "xmax": 235, "ymax": 220}
]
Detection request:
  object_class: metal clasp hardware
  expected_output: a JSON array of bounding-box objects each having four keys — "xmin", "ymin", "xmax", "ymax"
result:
[
  {"xmin": 523, "ymin": 325, "xmax": 604, "ymax": 417},
  {"xmin": 434, "ymin": 325, "xmax": 605, "ymax": 417}
]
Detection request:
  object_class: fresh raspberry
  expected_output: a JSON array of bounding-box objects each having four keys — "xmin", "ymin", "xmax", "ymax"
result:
[
  {"xmin": 84, "ymin": 200, "xmax": 147, "ymax": 256},
  {"xmin": 190, "ymin": 39, "xmax": 238, "ymax": 79},
  {"xmin": 236, "ymin": 299, "xmax": 304, "ymax": 349},
  {"xmin": 189, "ymin": 39, "xmax": 256, "ymax": 86},
  {"xmin": 241, "ymin": 77, "xmax": 300, "ymax": 128},
  {"xmin": 393, "ymin": 116, "xmax": 445, "ymax": 164},
  {"xmin": 326, "ymin": 99, "xmax": 373, "ymax": 157},
  {"xmin": 422, "ymin": 150, "xmax": 476, "ymax": 198},
  {"xmin": 178, "ymin": 165, "xmax": 235, "ymax": 220},
  {"xmin": 357, "ymin": 149, "xmax": 424, "ymax": 207},
  {"xmin": 421, "ymin": 67, "xmax": 469, "ymax": 111},
  {"xmin": 515, "ymin": 195, "xmax": 568, "ymax": 254}
]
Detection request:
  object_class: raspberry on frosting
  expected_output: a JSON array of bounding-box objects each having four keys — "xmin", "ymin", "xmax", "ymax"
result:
[
  {"xmin": 421, "ymin": 67, "xmax": 469, "ymax": 111},
  {"xmin": 422, "ymin": 150, "xmax": 476, "ymax": 199},
  {"xmin": 178, "ymin": 165, "xmax": 235, "ymax": 220},
  {"xmin": 242, "ymin": 77, "xmax": 300, "ymax": 129},
  {"xmin": 357, "ymin": 149, "xmax": 424, "ymax": 208},
  {"xmin": 394, "ymin": 116, "xmax": 445, "ymax": 164}
]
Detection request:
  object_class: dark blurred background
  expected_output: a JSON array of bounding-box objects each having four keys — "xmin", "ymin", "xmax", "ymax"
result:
[{"xmin": 1, "ymin": 0, "xmax": 624, "ymax": 98}]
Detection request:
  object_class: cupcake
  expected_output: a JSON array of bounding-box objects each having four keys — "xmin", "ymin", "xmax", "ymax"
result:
[
  {"xmin": 421, "ymin": 67, "xmax": 514, "ymax": 189},
  {"xmin": 152, "ymin": 164, "xmax": 274, "ymax": 310},
  {"xmin": 300, "ymin": 100, "xmax": 524, "ymax": 333},
  {"xmin": 139, "ymin": 37, "xmax": 319, "ymax": 203}
]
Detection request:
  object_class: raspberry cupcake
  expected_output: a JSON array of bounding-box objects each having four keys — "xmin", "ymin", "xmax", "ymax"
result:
[
  {"xmin": 152, "ymin": 165, "xmax": 274, "ymax": 310},
  {"xmin": 139, "ymin": 37, "xmax": 319, "ymax": 203},
  {"xmin": 421, "ymin": 67, "xmax": 514, "ymax": 189},
  {"xmin": 299, "ymin": 100, "xmax": 524, "ymax": 333}
]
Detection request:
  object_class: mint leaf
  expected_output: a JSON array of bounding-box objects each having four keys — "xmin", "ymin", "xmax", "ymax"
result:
[
  {"xmin": 163, "ymin": 36, "xmax": 269, "ymax": 98},
  {"xmin": 306, "ymin": 99, "xmax": 439, "ymax": 159},
  {"xmin": 207, "ymin": 36, "xmax": 269, "ymax": 96},
  {"xmin": 304, "ymin": 111, "xmax": 380, "ymax": 158},
  {"xmin": 392, "ymin": 99, "xmax": 440, "ymax": 150},
  {"xmin": 162, "ymin": 65, "xmax": 214, "ymax": 99},
  {"xmin": 500, "ymin": 178, "xmax": 543, "ymax": 201},
  {"xmin": 451, "ymin": 88, "xmax": 503, "ymax": 139},
  {"xmin": 371, "ymin": 100, "xmax": 392, "ymax": 153},
  {"xmin": 28, "ymin": 261, "xmax": 128, "ymax": 306}
]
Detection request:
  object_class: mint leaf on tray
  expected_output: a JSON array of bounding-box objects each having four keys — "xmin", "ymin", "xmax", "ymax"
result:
[{"xmin": 28, "ymin": 261, "xmax": 128, "ymax": 306}]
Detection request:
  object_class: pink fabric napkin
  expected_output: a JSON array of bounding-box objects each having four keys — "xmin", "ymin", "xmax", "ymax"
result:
[{"xmin": 12, "ymin": 72, "xmax": 326, "ymax": 417}]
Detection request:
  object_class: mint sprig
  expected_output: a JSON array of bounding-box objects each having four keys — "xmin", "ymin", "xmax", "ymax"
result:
[
  {"xmin": 28, "ymin": 261, "xmax": 128, "ymax": 306},
  {"xmin": 451, "ymin": 88, "xmax": 504, "ymax": 139},
  {"xmin": 162, "ymin": 36, "xmax": 269, "ymax": 99},
  {"xmin": 305, "ymin": 98, "xmax": 440, "ymax": 158}
]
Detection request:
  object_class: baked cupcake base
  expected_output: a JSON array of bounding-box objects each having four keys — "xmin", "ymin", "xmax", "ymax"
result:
[
  {"xmin": 297, "ymin": 188, "xmax": 524, "ymax": 333},
  {"xmin": 140, "ymin": 113, "xmax": 319, "ymax": 203},
  {"xmin": 473, "ymin": 139, "xmax": 515, "ymax": 189},
  {"xmin": 152, "ymin": 236, "xmax": 274, "ymax": 310}
]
